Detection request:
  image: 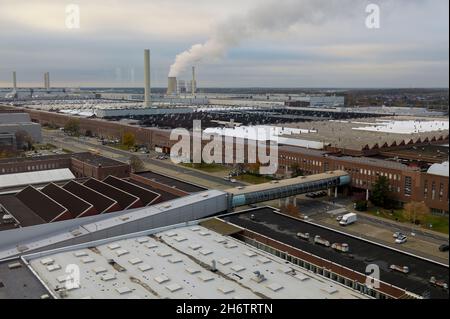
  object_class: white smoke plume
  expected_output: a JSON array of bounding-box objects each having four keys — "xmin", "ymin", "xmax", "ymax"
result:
[{"xmin": 168, "ymin": 0, "xmax": 370, "ymax": 77}]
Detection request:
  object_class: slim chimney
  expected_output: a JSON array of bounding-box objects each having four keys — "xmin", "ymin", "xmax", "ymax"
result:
[
  {"xmin": 143, "ymin": 49, "xmax": 151, "ymax": 107},
  {"xmin": 46, "ymin": 72, "xmax": 50, "ymax": 90},
  {"xmin": 12, "ymin": 71, "xmax": 17, "ymax": 90},
  {"xmin": 191, "ymin": 66, "xmax": 196, "ymax": 95},
  {"xmin": 44, "ymin": 72, "xmax": 50, "ymax": 90}
]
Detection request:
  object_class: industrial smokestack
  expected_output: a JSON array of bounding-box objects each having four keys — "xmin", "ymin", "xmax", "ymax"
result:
[
  {"xmin": 44, "ymin": 72, "xmax": 50, "ymax": 91},
  {"xmin": 167, "ymin": 77, "xmax": 177, "ymax": 95},
  {"xmin": 191, "ymin": 66, "xmax": 196, "ymax": 95},
  {"xmin": 143, "ymin": 49, "xmax": 151, "ymax": 107},
  {"xmin": 12, "ymin": 71, "xmax": 17, "ymax": 90}
]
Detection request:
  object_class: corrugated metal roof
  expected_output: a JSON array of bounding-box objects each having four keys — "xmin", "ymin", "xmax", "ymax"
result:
[{"xmin": 0, "ymin": 169, "xmax": 75, "ymax": 189}]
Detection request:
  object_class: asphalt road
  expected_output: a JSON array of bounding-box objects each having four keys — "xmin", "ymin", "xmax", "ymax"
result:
[
  {"xmin": 43, "ymin": 130, "xmax": 245, "ymax": 189},
  {"xmin": 292, "ymin": 196, "xmax": 449, "ymax": 245}
]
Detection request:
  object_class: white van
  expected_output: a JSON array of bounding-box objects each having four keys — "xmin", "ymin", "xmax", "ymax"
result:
[{"xmin": 339, "ymin": 213, "xmax": 357, "ymax": 226}]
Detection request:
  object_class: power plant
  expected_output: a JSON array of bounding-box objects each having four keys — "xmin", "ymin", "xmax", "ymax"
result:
[
  {"xmin": 166, "ymin": 66, "xmax": 196, "ymax": 96},
  {"xmin": 167, "ymin": 76, "xmax": 177, "ymax": 95}
]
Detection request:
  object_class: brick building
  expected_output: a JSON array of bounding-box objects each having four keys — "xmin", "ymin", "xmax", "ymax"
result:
[
  {"xmin": 0, "ymin": 152, "xmax": 130, "ymax": 180},
  {"xmin": 18, "ymin": 107, "xmax": 449, "ymax": 214}
]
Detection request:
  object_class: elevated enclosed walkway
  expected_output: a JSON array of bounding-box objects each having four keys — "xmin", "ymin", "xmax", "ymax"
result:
[{"xmin": 227, "ymin": 170, "xmax": 350, "ymax": 208}]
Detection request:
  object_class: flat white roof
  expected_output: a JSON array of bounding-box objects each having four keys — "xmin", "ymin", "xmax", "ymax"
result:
[
  {"xmin": 0, "ymin": 168, "xmax": 75, "ymax": 189},
  {"xmin": 353, "ymin": 120, "xmax": 448, "ymax": 135},
  {"xmin": 24, "ymin": 224, "xmax": 367, "ymax": 299}
]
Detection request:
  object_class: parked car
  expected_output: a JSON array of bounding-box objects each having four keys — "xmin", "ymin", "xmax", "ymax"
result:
[
  {"xmin": 439, "ymin": 244, "xmax": 449, "ymax": 252},
  {"xmin": 395, "ymin": 234, "xmax": 408, "ymax": 244},
  {"xmin": 336, "ymin": 215, "xmax": 343, "ymax": 222},
  {"xmin": 393, "ymin": 232, "xmax": 403, "ymax": 239}
]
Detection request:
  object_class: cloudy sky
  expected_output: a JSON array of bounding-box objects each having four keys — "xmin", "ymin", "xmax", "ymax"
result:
[{"xmin": 0, "ymin": 0, "xmax": 448, "ymax": 88}]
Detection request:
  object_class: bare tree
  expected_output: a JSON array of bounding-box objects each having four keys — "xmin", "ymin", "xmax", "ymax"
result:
[
  {"xmin": 15, "ymin": 130, "xmax": 33, "ymax": 150},
  {"xmin": 403, "ymin": 201, "xmax": 430, "ymax": 225}
]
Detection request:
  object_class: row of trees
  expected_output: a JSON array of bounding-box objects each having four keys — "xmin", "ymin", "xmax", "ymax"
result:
[{"xmin": 361, "ymin": 176, "xmax": 430, "ymax": 225}]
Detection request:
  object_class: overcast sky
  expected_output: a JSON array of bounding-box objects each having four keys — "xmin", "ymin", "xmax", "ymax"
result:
[{"xmin": 0, "ymin": 0, "xmax": 448, "ymax": 88}]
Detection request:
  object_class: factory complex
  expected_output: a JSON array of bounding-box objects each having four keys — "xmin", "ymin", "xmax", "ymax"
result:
[{"xmin": 0, "ymin": 49, "xmax": 448, "ymax": 301}]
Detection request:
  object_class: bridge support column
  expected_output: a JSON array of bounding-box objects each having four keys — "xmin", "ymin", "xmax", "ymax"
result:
[
  {"xmin": 335, "ymin": 187, "xmax": 338, "ymax": 198},
  {"xmin": 328, "ymin": 188, "xmax": 332, "ymax": 197},
  {"xmin": 293, "ymin": 197, "xmax": 297, "ymax": 207},
  {"xmin": 366, "ymin": 189, "xmax": 369, "ymax": 201}
]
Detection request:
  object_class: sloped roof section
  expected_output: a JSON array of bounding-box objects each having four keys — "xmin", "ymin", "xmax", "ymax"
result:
[{"xmin": 0, "ymin": 169, "xmax": 75, "ymax": 189}]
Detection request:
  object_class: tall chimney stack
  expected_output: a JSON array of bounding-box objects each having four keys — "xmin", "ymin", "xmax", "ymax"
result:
[
  {"xmin": 12, "ymin": 71, "xmax": 17, "ymax": 90},
  {"xmin": 143, "ymin": 49, "xmax": 151, "ymax": 107},
  {"xmin": 44, "ymin": 72, "xmax": 50, "ymax": 91},
  {"xmin": 191, "ymin": 66, "xmax": 196, "ymax": 95}
]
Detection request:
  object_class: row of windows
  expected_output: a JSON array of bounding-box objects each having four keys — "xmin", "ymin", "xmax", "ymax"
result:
[
  {"xmin": 424, "ymin": 180, "xmax": 448, "ymax": 202},
  {"xmin": 0, "ymin": 162, "xmax": 61, "ymax": 174},
  {"xmin": 281, "ymin": 155, "xmax": 322, "ymax": 167},
  {"xmin": 336, "ymin": 165, "xmax": 401, "ymax": 181}
]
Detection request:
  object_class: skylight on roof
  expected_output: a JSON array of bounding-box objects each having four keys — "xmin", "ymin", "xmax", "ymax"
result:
[
  {"xmin": 218, "ymin": 258, "xmax": 232, "ymax": 266},
  {"xmin": 74, "ymin": 251, "xmax": 88, "ymax": 257},
  {"xmin": 267, "ymin": 283, "xmax": 283, "ymax": 292},
  {"xmin": 189, "ymin": 244, "xmax": 202, "ymax": 250},
  {"xmin": 81, "ymin": 256, "xmax": 95, "ymax": 264},
  {"xmin": 154, "ymin": 275, "xmax": 170, "ymax": 284},
  {"xmin": 166, "ymin": 231, "xmax": 177, "ymax": 237},
  {"xmin": 101, "ymin": 273, "xmax": 116, "ymax": 282},
  {"xmin": 174, "ymin": 236, "xmax": 187, "ymax": 242},
  {"xmin": 136, "ymin": 237, "xmax": 149, "ymax": 244},
  {"xmin": 199, "ymin": 249, "xmax": 213, "ymax": 256},
  {"xmin": 40, "ymin": 258, "xmax": 54, "ymax": 266},
  {"xmin": 108, "ymin": 243, "xmax": 121, "ymax": 250},
  {"xmin": 157, "ymin": 251, "xmax": 172, "ymax": 257},
  {"xmin": 231, "ymin": 265, "xmax": 246, "ymax": 272},
  {"xmin": 93, "ymin": 267, "xmax": 107, "ymax": 275},
  {"xmin": 257, "ymin": 257, "xmax": 271, "ymax": 264},
  {"xmin": 218, "ymin": 286, "xmax": 235, "ymax": 294},
  {"xmin": 198, "ymin": 274, "xmax": 214, "ymax": 282},
  {"xmin": 166, "ymin": 284, "xmax": 183, "ymax": 293},
  {"xmin": 138, "ymin": 264, "xmax": 153, "ymax": 272},
  {"xmin": 129, "ymin": 258, "xmax": 143, "ymax": 265},
  {"xmin": 169, "ymin": 257, "xmax": 183, "ymax": 264},
  {"xmin": 199, "ymin": 231, "xmax": 210, "ymax": 236},
  {"xmin": 244, "ymin": 251, "xmax": 257, "ymax": 257},
  {"xmin": 116, "ymin": 249, "xmax": 129, "ymax": 257},
  {"xmin": 321, "ymin": 286, "xmax": 338, "ymax": 295},
  {"xmin": 185, "ymin": 267, "xmax": 200, "ymax": 275},
  {"xmin": 116, "ymin": 287, "xmax": 132, "ymax": 295},
  {"xmin": 47, "ymin": 264, "xmax": 61, "ymax": 272}
]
